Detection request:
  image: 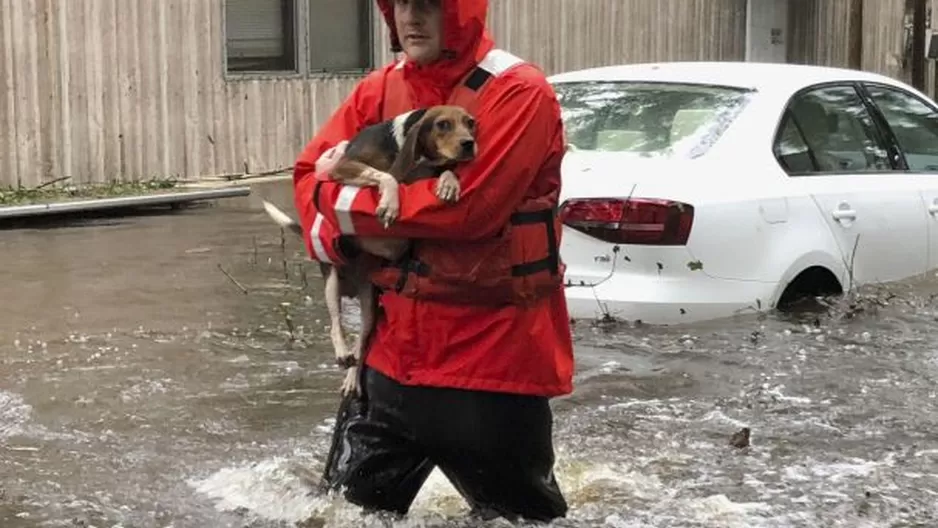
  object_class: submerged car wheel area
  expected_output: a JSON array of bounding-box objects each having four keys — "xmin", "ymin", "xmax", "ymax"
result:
[
  {"xmin": 551, "ymin": 61, "xmax": 938, "ymax": 325},
  {"xmin": 775, "ymin": 266, "xmax": 845, "ymax": 310}
]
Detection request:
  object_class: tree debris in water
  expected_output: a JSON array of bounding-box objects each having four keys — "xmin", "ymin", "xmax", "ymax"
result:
[
  {"xmin": 217, "ymin": 264, "xmax": 249, "ymax": 295},
  {"xmin": 729, "ymin": 427, "xmax": 751, "ymax": 449}
]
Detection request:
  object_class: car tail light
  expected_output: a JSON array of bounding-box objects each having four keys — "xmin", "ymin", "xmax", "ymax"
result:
[{"xmin": 558, "ymin": 197, "xmax": 694, "ymax": 245}]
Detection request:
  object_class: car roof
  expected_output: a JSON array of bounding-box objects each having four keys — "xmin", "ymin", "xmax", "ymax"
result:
[{"xmin": 547, "ymin": 61, "xmax": 906, "ymax": 94}]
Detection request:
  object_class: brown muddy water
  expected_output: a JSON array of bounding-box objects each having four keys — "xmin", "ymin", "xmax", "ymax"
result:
[{"xmin": 2, "ymin": 180, "xmax": 938, "ymax": 528}]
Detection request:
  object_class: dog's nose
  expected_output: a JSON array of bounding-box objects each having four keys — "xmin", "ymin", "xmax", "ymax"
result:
[{"xmin": 460, "ymin": 139, "xmax": 475, "ymax": 152}]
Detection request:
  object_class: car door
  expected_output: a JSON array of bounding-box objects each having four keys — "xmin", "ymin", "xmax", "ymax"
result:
[
  {"xmin": 776, "ymin": 83, "xmax": 929, "ymax": 286},
  {"xmin": 859, "ymin": 82, "xmax": 938, "ymax": 273}
]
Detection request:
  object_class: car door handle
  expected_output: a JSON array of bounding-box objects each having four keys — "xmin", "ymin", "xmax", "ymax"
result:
[{"xmin": 832, "ymin": 209, "xmax": 857, "ymax": 221}]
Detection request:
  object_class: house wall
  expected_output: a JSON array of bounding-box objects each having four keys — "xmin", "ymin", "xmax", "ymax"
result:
[
  {"xmin": 787, "ymin": 0, "xmax": 864, "ymax": 69},
  {"xmin": 0, "ymin": 0, "xmax": 918, "ymax": 189},
  {"xmin": 1, "ymin": 0, "xmax": 369, "ymax": 188},
  {"xmin": 746, "ymin": 0, "xmax": 790, "ymax": 62},
  {"xmin": 786, "ymin": 0, "xmax": 914, "ymax": 81}
]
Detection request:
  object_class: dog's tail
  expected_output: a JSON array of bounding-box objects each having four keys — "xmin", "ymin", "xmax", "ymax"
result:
[{"xmin": 262, "ymin": 200, "xmax": 303, "ymax": 237}]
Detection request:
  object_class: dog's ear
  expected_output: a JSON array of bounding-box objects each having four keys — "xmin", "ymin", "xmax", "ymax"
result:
[{"xmin": 391, "ymin": 112, "xmax": 435, "ymax": 178}]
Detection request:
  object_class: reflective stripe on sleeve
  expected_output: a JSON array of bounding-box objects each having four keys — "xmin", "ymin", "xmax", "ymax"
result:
[
  {"xmin": 334, "ymin": 185, "xmax": 362, "ymax": 234},
  {"xmin": 309, "ymin": 213, "xmax": 332, "ymax": 264}
]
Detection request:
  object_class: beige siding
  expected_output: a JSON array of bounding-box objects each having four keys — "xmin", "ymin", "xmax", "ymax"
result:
[
  {"xmin": 787, "ymin": 0, "xmax": 864, "ymax": 68},
  {"xmin": 486, "ymin": 0, "xmax": 748, "ymax": 75},
  {"xmin": 859, "ymin": 0, "xmax": 909, "ymax": 81},
  {"xmin": 0, "ymin": 0, "xmax": 921, "ymax": 189},
  {"xmin": 1, "ymin": 0, "xmax": 366, "ymax": 188},
  {"xmin": 786, "ymin": 0, "xmax": 911, "ymax": 81},
  {"xmin": 928, "ymin": 0, "xmax": 938, "ymax": 100}
]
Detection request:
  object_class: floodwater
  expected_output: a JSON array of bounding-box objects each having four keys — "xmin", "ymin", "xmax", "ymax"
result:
[{"xmin": 2, "ymin": 180, "xmax": 938, "ymax": 528}]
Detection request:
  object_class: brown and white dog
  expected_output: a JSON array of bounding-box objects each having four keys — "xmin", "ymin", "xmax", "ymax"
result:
[{"xmin": 263, "ymin": 105, "xmax": 477, "ymax": 397}]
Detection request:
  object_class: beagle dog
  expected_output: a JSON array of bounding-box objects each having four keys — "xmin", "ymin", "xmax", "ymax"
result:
[{"xmin": 263, "ymin": 105, "xmax": 477, "ymax": 397}]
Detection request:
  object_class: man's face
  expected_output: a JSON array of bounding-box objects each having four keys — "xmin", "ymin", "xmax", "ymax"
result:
[{"xmin": 394, "ymin": 0, "xmax": 443, "ymax": 65}]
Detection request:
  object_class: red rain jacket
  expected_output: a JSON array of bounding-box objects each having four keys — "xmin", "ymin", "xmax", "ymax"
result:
[{"xmin": 292, "ymin": 0, "xmax": 574, "ymax": 397}]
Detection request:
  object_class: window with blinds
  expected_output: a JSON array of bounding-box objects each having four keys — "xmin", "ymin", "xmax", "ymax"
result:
[{"xmin": 225, "ymin": 0, "xmax": 297, "ymax": 72}]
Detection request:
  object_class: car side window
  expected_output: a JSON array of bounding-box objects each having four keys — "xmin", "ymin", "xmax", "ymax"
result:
[
  {"xmin": 780, "ymin": 85, "xmax": 891, "ymax": 174},
  {"xmin": 773, "ymin": 111, "xmax": 816, "ymax": 174},
  {"xmin": 864, "ymin": 84, "xmax": 938, "ymax": 171}
]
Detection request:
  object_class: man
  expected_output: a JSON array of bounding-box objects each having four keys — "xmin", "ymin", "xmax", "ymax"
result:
[{"xmin": 292, "ymin": 0, "xmax": 574, "ymax": 522}]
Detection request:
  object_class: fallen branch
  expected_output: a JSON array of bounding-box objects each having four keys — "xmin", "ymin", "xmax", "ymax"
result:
[
  {"xmin": 206, "ymin": 166, "xmax": 294, "ymax": 182},
  {"xmin": 34, "ymin": 176, "xmax": 72, "ymax": 190},
  {"xmin": 278, "ymin": 302, "xmax": 296, "ymax": 342},
  {"xmin": 251, "ymin": 236, "xmax": 258, "ymax": 268},
  {"xmin": 217, "ymin": 263, "xmax": 249, "ymax": 294}
]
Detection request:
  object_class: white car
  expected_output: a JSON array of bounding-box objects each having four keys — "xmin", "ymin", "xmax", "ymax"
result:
[{"xmin": 551, "ymin": 61, "xmax": 938, "ymax": 324}]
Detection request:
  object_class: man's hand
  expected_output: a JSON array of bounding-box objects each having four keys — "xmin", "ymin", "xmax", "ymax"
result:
[{"xmin": 315, "ymin": 140, "xmax": 350, "ymax": 181}]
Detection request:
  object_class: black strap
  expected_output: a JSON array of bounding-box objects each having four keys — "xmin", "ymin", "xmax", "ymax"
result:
[
  {"xmin": 386, "ymin": 246, "xmax": 430, "ymax": 293},
  {"xmin": 508, "ymin": 208, "xmax": 560, "ymax": 277},
  {"xmin": 510, "ymin": 208, "xmax": 556, "ymax": 225},
  {"xmin": 312, "ymin": 180, "xmax": 324, "ymax": 213},
  {"xmin": 463, "ymin": 67, "xmax": 492, "ymax": 91},
  {"xmin": 511, "ymin": 258, "xmax": 555, "ymax": 277},
  {"xmin": 543, "ymin": 205, "xmax": 560, "ymax": 276}
]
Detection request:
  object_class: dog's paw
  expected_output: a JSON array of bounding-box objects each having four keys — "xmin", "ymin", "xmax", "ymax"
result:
[
  {"xmin": 340, "ymin": 367, "xmax": 360, "ymax": 397},
  {"xmin": 435, "ymin": 171, "xmax": 460, "ymax": 203},
  {"xmin": 376, "ymin": 182, "xmax": 400, "ymax": 228},
  {"xmin": 376, "ymin": 204, "xmax": 399, "ymax": 229}
]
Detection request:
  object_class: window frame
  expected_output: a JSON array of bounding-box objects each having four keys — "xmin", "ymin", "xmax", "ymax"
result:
[
  {"xmin": 221, "ymin": 0, "xmax": 375, "ymax": 82},
  {"xmin": 857, "ymin": 81, "xmax": 938, "ymax": 174},
  {"xmin": 771, "ymin": 81, "xmax": 902, "ymax": 178}
]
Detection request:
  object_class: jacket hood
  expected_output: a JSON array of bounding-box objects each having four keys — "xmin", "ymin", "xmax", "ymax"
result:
[{"xmin": 376, "ymin": 0, "xmax": 494, "ymax": 93}]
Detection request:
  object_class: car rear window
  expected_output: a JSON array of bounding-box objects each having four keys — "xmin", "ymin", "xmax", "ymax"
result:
[{"xmin": 553, "ymin": 81, "xmax": 752, "ymax": 158}]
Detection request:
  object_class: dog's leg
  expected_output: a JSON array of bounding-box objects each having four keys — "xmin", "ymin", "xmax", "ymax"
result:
[
  {"xmin": 323, "ymin": 266, "xmax": 353, "ymax": 368},
  {"xmin": 435, "ymin": 170, "xmax": 461, "ymax": 203},
  {"xmin": 330, "ymin": 159, "xmax": 400, "ymax": 228},
  {"xmin": 340, "ymin": 281, "xmax": 378, "ymax": 397}
]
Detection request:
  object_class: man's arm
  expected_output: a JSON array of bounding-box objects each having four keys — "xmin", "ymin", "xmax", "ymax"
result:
[
  {"xmin": 314, "ymin": 68, "xmax": 565, "ymax": 241},
  {"xmin": 292, "ymin": 70, "xmax": 384, "ymax": 246}
]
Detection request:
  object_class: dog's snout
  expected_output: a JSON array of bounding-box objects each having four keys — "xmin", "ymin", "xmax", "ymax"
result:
[{"xmin": 460, "ymin": 139, "xmax": 475, "ymax": 150}]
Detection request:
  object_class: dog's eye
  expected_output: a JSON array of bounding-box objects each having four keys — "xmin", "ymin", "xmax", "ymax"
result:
[
  {"xmin": 465, "ymin": 118, "xmax": 476, "ymax": 129},
  {"xmin": 436, "ymin": 120, "xmax": 452, "ymax": 131}
]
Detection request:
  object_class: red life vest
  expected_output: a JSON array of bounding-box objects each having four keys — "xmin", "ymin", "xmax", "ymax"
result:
[{"xmin": 368, "ymin": 48, "xmax": 567, "ymax": 307}]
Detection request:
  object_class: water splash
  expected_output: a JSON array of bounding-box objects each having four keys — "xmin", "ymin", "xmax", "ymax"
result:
[{"xmin": 0, "ymin": 390, "xmax": 42, "ymax": 439}]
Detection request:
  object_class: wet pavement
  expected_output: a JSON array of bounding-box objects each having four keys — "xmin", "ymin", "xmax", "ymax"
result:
[{"xmin": 2, "ymin": 180, "xmax": 938, "ymax": 527}]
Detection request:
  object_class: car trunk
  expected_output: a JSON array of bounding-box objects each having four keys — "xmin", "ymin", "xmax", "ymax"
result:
[{"xmin": 558, "ymin": 151, "xmax": 708, "ymax": 287}]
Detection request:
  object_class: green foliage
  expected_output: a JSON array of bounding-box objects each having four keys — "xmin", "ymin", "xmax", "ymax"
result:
[{"xmin": 0, "ymin": 178, "xmax": 179, "ymax": 207}]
